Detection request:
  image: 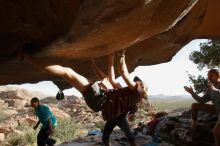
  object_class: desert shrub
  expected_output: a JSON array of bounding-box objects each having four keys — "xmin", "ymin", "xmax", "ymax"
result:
[
  {"xmin": 94, "ymin": 121, "xmax": 105, "ymax": 130},
  {"xmin": 22, "ymin": 130, "xmax": 36, "ymax": 145},
  {"xmin": 5, "ymin": 118, "xmax": 81, "ymax": 146},
  {"xmin": 6, "ymin": 133, "xmax": 24, "ymax": 146},
  {"xmin": 53, "ymin": 118, "xmax": 81, "ymax": 143},
  {"xmin": 0, "ymin": 110, "xmax": 9, "ymax": 122},
  {"xmin": 5, "ymin": 124, "xmax": 37, "ymax": 146}
]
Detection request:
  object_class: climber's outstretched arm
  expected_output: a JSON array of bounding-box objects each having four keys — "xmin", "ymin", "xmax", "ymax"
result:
[
  {"xmin": 118, "ymin": 50, "xmax": 136, "ymax": 89},
  {"xmin": 90, "ymin": 59, "xmax": 113, "ymax": 90},
  {"xmin": 108, "ymin": 53, "xmax": 122, "ymax": 89},
  {"xmin": 22, "ymin": 53, "xmax": 90, "ymax": 92},
  {"xmin": 90, "ymin": 59, "xmax": 107, "ymax": 80}
]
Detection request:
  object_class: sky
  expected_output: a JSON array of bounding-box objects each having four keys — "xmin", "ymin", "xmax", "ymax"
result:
[{"xmin": 10, "ymin": 39, "xmax": 208, "ymax": 97}]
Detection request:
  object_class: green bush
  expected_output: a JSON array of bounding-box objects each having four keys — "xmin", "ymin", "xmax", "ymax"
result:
[
  {"xmin": 6, "ymin": 125, "xmax": 37, "ymax": 146},
  {"xmin": 4, "ymin": 118, "xmax": 81, "ymax": 146},
  {"xmin": 6, "ymin": 134, "xmax": 23, "ymax": 146},
  {"xmin": 0, "ymin": 110, "xmax": 9, "ymax": 122},
  {"xmin": 23, "ymin": 130, "xmax": 37, "ymax": 145},
  {"xmin": 94, "ymin": 121, "xmax": 105, "ymax": 130},
  {"xmin": 53, "ymin": 118, "xmax": 81, "ymax": 143}
]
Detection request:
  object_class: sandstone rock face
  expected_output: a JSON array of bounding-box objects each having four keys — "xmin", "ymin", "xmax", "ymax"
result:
[
  {"xmin": 0, "ymin": 133, "xmax": 5, "ymax": 142},
  {"xmin": 50, "ymin": 105, "xmax": 71, "ymax": 120},
  {"xmin": 136, "ymin": 109, "xmax": 217, "ymax": 146},
  {"xmin": 0, "ymin": 86, "xmax": 49, "ymax": 100},
  {"xmin": 0, "ymin": 86, "xmax": 75, "ymax": 140},
  {"xmin": 0, "ymin": 86, "xmax": 157, "ymax": 145},
  {"xmin": 0, "ymin": 0, "xmax": 220, "ymax": 87},
  {"xmin": 57, "ymin": 133, "xmax": 174, "ymax": 146}
]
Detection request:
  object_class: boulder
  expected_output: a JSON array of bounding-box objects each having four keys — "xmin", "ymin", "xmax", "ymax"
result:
[
  {"xmin": 0, "ymin": 99, "xmax": 8, "ymax": 109},
  {"xmin": 0, "ymin": 86, "xmax": 49, "ymax": 100},
  {"xmin": 0, "ymin": 133, "xmax": 5, "ymax": 142},
  {"xmin": 5, "ymin": 99, "xmax": 28, "ymax": 110},
  {"xmin": 136, "ymin": 109, "xmax": 218, "ymax": 146},
  {"xmin": 0, "ymin": 126, "xmax": 12, "ymax": 135},
  {"xmin": 50, "ymin": 105, "xmax": 71, "ymax": 120},
  {"xmin": 2, "ymin": 109, "xmax": 18, "ymax": 116},
  {"xmin": 57, "ymin": 130, "xmax": 174, "ymax": 146}
]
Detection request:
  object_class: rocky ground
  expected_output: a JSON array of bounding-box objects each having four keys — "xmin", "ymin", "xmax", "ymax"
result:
[
  {"xmin": 0, "ymin": 86, "xmax": 217, "ymax": 146},
  {"xmin": 153, "ymin": 109, "xmax": 217, "ymax": 146},
  {"xmin": 58, "ymin": 108, "xmax": 217, "ymax": 146},
  {"xmin": 0, "ymin": 86, "xmax": 156, "ymax": 145},
  {"xmin": 58, "ymin": 132, "xmax": 174, "ymax": 146}
]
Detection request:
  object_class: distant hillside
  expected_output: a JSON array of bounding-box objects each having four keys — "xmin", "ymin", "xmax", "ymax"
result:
[
  {"xmin": 0, "ymin": 85, "xmax": 50, "ymax": 100},
  {"xmin": 148, "ymin": 94, "xmax": 195, "ymax": 111}
]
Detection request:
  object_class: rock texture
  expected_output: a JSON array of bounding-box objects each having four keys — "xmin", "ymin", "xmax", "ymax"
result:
[
  {"xmin": 57, "ymin": 108, "xmax": 219, "ymax": 146},
  {"xmin": 0, "ymin": 86, "xmax": 70, "ymax": 142},
  {"xmin": 0, "ymin": 133, "xmax": 5, "ymax": 142},
  {"xmin": 136, "ymin": 108, "xmax": 218, "ymax": 146},
  {"xmin": 1, "ymin": 0, "xmax": 220, "ymax": 87},
  {"xmin": 0, "ymin": 86, "xmax": 157, "ymax": 145},
  {"xmin": 57, "ymin": 133, "xmax": 174, "ymax": 146}
]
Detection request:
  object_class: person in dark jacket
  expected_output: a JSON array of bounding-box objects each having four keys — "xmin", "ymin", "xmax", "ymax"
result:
[{"xmin": 91, "ymin": 54, "xmax": 147, "ymax": 146}]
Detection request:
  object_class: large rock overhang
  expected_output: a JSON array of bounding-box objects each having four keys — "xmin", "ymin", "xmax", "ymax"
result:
[{"xmin": 0, "ymin": 0, "xmax": 220, "ymax": 89}]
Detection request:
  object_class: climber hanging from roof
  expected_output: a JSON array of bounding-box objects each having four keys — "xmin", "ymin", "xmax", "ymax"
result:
[
  {"xmin": 90, "ymin": 53, "xmax": 148, "ymax": 146},
  {"xmin": 19, "ymin": 49, "xmax": 148, "ymax": 146}
]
